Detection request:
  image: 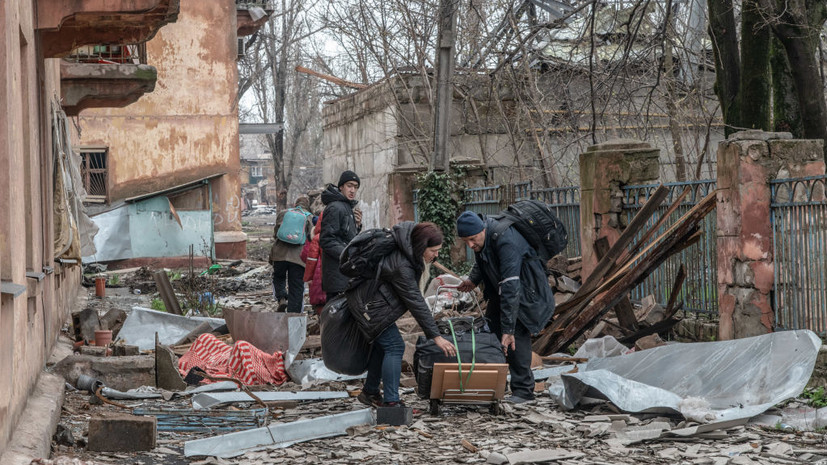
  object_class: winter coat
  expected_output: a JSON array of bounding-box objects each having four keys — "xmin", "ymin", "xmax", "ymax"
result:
[
  {"xmin": 301, "ymin": 213, "xmax": 326, "ymax": 306},
  {"xmin": 269, "ymin": 208, "xmax": 312, "ymax": 266},
  {"xmin": 319, "ymin": 184, "xmax": 361, "ymax": 294},
  {"xmin": 345, "ymin": 222, "xmax": 441, "ymax": 343},
  {"xmin": 468, "ymin": 217, "xmax": 555, "ymax": 335}
]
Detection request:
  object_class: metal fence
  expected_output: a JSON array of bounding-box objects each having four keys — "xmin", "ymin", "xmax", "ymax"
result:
[
  {"xmin": 771, "ymin": 175, "xmax": 827, "ymax": 335},
  {"xmin": 622, "ymin": 180, "xmax": 718, "ymax": 314}
]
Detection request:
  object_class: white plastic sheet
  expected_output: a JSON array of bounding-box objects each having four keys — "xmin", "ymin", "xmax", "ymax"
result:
[{"xmin": 550, "ymin": 330, "xmax": 822, "ymax": 422}]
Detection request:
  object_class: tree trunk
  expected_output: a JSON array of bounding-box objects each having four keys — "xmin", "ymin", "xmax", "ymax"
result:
[
  {"xmin": 774, "ymin": 23, "xmax": 827, "ymax": 159},
  {"xmin": 770, "ymin": 37, "xmax": 803, "ymax": 135},
  {"xmin": 707, "ymin": 0, "xmax": 741, "ymax": 134},
  {"xmin": 739, "ymin": 0, "xmax": 772, "ymax": 131}
]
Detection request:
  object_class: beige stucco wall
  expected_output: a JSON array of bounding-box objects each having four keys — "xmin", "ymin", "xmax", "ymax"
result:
[
  {"xmin": 0, "ymin": 0, "xmax": 81, "ymax": 453},
  {"xmin": 75, "ymin": 0, "xmax": 243, "ymax": 236}
]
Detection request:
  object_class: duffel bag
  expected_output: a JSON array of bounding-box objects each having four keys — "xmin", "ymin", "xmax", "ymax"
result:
[
  {"xmin": 413, "ymin": 318, "xmax": 506, "ymax": 398},
  {"xmin": 320, "ymin": 294, "xmax": 372, "ymax": 375}
]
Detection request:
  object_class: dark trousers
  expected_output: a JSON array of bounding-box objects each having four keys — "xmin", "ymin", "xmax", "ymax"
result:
[
  {"xmin": 364, "ymin": 323, "xmax": 405, "ymax": 403},
  {"xmin": 487, "ymin": 305, "xmax": 535, "ymax": 399},
  {"xmin": 272, "ymin": 261, "xmax": 305, "ymax": 313}
]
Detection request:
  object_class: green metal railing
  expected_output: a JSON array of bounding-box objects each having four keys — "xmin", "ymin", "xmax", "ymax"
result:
[
  {"xmin": 771, "ymin": 175, "xmax": 827, "ymax": 335},
  {"xmin": 622, "ymin": 180, "xmax": 718, "ymax": 314}
]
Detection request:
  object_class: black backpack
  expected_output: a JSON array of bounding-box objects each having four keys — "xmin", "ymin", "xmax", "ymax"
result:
[
  {"xmin": 339, "ymin": 228, "xmax": 397, "ymax": 279},
  {"xmin": 490, "ymin": 200, "xmax": 568, "ymax": 261}
]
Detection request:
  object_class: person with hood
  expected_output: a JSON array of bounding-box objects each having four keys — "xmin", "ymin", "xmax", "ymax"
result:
[
  {"xmin": 269, "ymin": 196, "xmax": 313, "ymax": 313},
  {"xmin": 300, "ymin": 213, "xmax": 326, "ymax": 314},
  {"xmin": 347, "ymin": 222, "xmax": 456, "ymax": 407},
  {"xmin": 456, "ymin": 211, "xmax": 555, "ymax": 403},
  {"xmin": 320, "ymin": 170, "xmax": 362, "ymax": 300}
]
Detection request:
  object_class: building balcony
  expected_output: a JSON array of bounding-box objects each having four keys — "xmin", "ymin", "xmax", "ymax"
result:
[
  {"xmin": 37, "ymin": 0, "xmax": 180, "ymax": 58},
  {"xmin": 237, "ymin": 0, "xmax": 272, "ymax": 36},
  {"xmin": 60, "ymin": 58, "xmax": 157, "ymax": 116}
]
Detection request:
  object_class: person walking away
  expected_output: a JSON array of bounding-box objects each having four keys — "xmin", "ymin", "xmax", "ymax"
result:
[
  {"xmin": 455, "ymin": 211, "xmax": 554, "ymax": 403},
  {"xmin": 346, "ymin": 222, "xmax": 455, "ymax": 407},
  {"xmin": 301, "ymin": 213, "xmax": 327, "ymax": 314},
  {"xmin": 319, "ymin": 170, "xmax": 362, "ymax": 301},
  {"xmin": 269, "ymin": 196, "xmax": 312, "ymax": 313}
]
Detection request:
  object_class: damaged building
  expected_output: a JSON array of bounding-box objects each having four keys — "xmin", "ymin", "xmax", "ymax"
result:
[
  {"xmin": 0, "ymin": 0, "xmax": 180, "ymax": 457},
  {"xmin": 74, "ymin": 0, "xmax": 272, "ymax": 265}
]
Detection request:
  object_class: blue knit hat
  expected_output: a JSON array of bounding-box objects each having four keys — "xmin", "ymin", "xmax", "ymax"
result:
[{"xmin": 456, "ymin": 211, "xmax": 485, "ymax": 237}]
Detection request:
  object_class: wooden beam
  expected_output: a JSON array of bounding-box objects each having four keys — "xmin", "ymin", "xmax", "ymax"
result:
[{"xmin": 294, "ymin": 65, "xmax": 367, "ymax": 89}]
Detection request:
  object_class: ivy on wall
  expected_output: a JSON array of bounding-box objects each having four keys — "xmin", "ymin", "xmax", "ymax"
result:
[{"xmin": 416, "ymin": 169, "xmax": 465, "ymax": 265}]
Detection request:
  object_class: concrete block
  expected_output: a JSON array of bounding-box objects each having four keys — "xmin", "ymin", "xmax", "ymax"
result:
[
  {"xmin": 376, "ymin": 406, "xmax": 413, "ymax": 426},
  {"xmin": 634, "ymin": 334, "xmax": 665, "ymax": 351},
  {"xmin": 79, "ymin": 346, "xmax": 107, "ymax": 357},
  {"xmin": 112, "ymin": 344, "xmax": 140, "ymax": 356},
  {"xmin": 51, "ymin": 354, "xmax": 155, "ymax": 391},
  {"xmin": 87, "ymin": 414, "xmax": 156, "ymax": 452}
]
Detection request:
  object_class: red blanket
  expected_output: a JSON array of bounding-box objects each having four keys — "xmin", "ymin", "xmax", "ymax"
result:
[{"xmin": 177, "ymin": 333, "xmax": 288, "ymax": 386}]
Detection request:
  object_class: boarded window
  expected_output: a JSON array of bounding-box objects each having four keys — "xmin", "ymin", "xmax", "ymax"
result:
[{"xmin": 80, "ymin": 149, "xmax": 108, "ymax": 202}]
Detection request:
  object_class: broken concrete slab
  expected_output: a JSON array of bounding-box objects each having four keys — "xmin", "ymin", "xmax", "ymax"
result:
[
  {"xmin": 87, "ymin": 414, "xmax": 156, "ymax": 452},
  {"xmin": 155, "ymin": 337, "xmax": 187, "ymax": 391},
  {"xmin": 51, "ymin": 354, "xmax": 155, "ymax": 391},
  {"xmin": 112, "ymin": 344, "xmax": 139, "ymax": 356},
  {"xmin": 99, "ymin": 308, "xmax": 127, "ymax": 339},
  {"xmin": 223, "ymin": 308, "xmax": 306, "ymax": 368},
  {"xmin": 184, "ymin": 408, "xmax": 375, "ymax": 458}
]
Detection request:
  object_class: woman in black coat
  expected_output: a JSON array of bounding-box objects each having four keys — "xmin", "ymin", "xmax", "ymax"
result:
[{"xmin": 347, "ymin": 222, "xmax": 455, "ymax": 407}]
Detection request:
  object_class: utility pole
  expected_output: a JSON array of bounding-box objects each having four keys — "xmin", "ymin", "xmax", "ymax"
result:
[{"xmin": 431, "ymin": 0, "xmax": 459, "ymax": 172}]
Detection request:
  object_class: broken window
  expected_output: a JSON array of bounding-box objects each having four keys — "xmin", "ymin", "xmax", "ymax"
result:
[{"xmin": 80, "ymin": 148, "xmax": 108, "ymax": 202}]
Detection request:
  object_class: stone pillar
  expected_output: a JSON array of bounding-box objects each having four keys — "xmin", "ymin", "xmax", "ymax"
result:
[
  {"xmin": 579, "ymin": 139, "xmax": 660, "ymax": 280},
  {"xmin": 716, "ymin": 130, "xmax": 825, "ymax": 340}
]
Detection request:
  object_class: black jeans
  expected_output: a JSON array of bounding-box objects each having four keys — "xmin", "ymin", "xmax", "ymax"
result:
[
  {"xmin": 272, "ymin": 261, "xmax": 305, "ymax": 313},
  {"xmin": 487, "ymin": 303, "xmax": 535, "ymax": 399}
]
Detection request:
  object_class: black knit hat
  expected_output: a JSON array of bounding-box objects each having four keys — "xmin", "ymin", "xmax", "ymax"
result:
[{"xmin": 337, "ymin": 170, "xmax": 360, "ymax": 188}]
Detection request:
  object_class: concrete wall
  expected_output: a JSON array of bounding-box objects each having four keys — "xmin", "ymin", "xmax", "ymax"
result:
[
  {"xmin": 0, "ymin": 0, "xmax": 81, "ymax": 454},
  {"xmin": 75, "ymin": 0, "xmax": 245, "ymax": 257}
]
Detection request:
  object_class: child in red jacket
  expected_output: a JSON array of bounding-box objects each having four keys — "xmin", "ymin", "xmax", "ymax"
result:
[{"xmin": 300, "ymin": 213, "xmax": 327, "ymax": 314}]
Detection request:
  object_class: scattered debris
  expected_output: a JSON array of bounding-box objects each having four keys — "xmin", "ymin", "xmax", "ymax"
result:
[{"xmin": 116, "ymin": 307, "xmax": 224, "ymax": 350}]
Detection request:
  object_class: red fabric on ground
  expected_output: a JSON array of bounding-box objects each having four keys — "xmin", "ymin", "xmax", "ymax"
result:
[{"xmin": 177, "ymin": 333, "xmax": 288, "ymax": 386}]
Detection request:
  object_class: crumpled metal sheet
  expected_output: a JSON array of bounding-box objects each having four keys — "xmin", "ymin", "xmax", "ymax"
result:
[
  {"xmin": 116, "ymin": 307, "xmax": 224, "ymax": 350},
  {"xmin": 550, "ymin": 330, "xmax": 822, "ymax": 422},
  {"xmin": 223, "ymin": 309, "xmax": 306, "ymax": 369},
  {"xmin": 287, "ymin": 358, "xmax": 366, "ymax": 385},
  {"xmin": 184, "ymin": 408, "xmax": 376, "ymax": 458}
]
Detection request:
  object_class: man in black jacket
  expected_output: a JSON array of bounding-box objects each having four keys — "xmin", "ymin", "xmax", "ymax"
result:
[
  {"xmin": 456, "ymin": 211, "xmax": 554, "ymax": 403},
  {"xmin": 320, "ymin": 170, "xmax": 362, "ymax": 300}
]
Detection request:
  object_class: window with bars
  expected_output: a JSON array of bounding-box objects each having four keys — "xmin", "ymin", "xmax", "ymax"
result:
[
  {"xmin": 250, "ymin": 165, "xmax": 263, "ymax": 177},
  {"xmin": 80, "ymin": 149, "xmax": 108, "ymax": 202}
]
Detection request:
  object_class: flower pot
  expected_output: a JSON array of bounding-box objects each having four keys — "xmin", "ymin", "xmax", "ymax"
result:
[
  {"xmin": 95, "ymin": 277, "xmax": 106, "ymax": 298},
  {"xmin": 94, "ymin": 330, "xmax": 112, "ymax": 347}
]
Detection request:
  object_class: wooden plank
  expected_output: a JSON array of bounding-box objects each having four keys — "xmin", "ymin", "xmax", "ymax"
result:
[
  {"xmin": 430, "ymin": 363, "xmax": 508, "ymax": 400},
  {"xmin": 572, "ymin": 185, "xmax": 670, "ymax": 301},
  {"xmin": 549, "ymin": 203, "xmax": 712, "ymax": 354},
  {"xmin": 534, "ymin": 191, "xmax": 716, "ymax": 354},
  {"xmin": 594, "ymin": 237, "xmax": 638, "ymax": 333},
  {"xmin": 153, "ymin": 270, "xmax": 182, "ymax": 315}
]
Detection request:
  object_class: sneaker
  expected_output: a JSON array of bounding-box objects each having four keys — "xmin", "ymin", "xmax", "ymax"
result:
[
  {"xmin": 357, "ymin": 391, "xmax": 383, "ymax": 407},
  {"xmin": 505, "ymin": 394, "xmax": 535, "ymax": 404}
]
